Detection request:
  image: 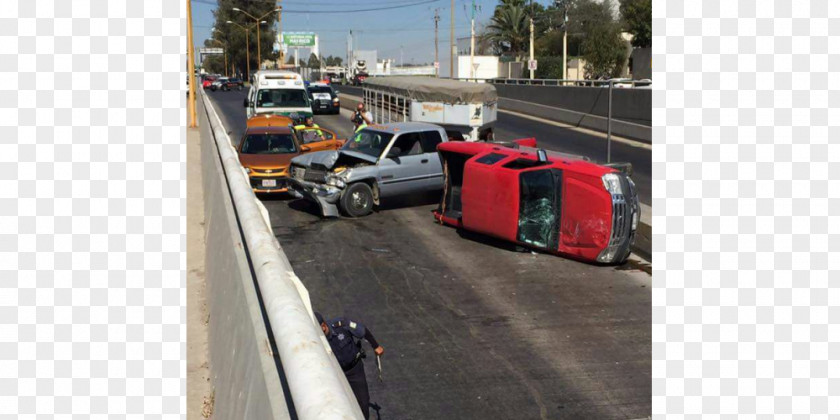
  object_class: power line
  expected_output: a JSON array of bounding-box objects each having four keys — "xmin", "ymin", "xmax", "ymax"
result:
[{"xmin": 281, "ymin": 0, "xmax": 441, "ymax": 13}]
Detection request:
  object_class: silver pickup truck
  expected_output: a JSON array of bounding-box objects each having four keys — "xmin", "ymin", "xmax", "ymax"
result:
[{"xmin": 288, "ymin": 122, "xmax": 447, "ymax": 217}]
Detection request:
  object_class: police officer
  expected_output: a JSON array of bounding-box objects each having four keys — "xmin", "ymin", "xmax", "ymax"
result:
[{"xmin": 315, "ymin": 312, "xmax": 384, "ymax": 419}]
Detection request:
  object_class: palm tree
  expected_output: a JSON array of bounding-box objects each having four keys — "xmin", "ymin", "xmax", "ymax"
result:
[{"xmin": 485, "ymin": 3, "xmax": 530, "ymax": 60}]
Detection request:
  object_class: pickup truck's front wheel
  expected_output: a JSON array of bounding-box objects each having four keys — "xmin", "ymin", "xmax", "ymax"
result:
[{"xmin": 340, "ymin": 182, "xmax": 374, "ymax": 217}]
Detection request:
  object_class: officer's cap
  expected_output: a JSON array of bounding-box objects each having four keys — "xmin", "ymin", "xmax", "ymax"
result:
[{"xmin": 314, "ymin": 311, "xmax": 325, "ymax": 325}]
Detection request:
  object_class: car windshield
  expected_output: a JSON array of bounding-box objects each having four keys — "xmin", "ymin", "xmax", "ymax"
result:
[
  {"xmin": 256, "ymin": 89, "xmax": 310, "ymax": 108},
  {"xmin": 341, "ymin": 129, "xmax": 393, "ymax": 158},
  {"xmin": 308, "ymin": 86, "xmax": 332, "ymax": 94},
  {"xmin": 517, "ymin": 170, "xmax": 561, "ymax": 249},
  {"xmin": 240, "ymin": 133, "xmax": 297, "ymax": 154}
]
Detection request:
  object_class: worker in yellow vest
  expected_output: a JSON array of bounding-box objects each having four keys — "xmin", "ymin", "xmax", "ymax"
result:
[{"xmin": 294, "ymin": 116, "xmax": 325, "ymax": 144}]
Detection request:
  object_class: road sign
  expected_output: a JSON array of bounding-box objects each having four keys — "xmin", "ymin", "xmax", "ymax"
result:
[
  {"xmin": 281, "ymin": 32, "xmax": 316, "ymax": 47},
  {"xmin": 199, "ymin": 47, "xmax": 223, "ymax": 54},
  {"xmin": 528, "ymin": 59, "xmax": 538, "ymax": 71}
]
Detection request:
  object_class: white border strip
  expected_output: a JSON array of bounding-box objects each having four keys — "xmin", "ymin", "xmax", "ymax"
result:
[{"xmin": 199, "ymin": 90, "xmax": 363, "ymax": 420}]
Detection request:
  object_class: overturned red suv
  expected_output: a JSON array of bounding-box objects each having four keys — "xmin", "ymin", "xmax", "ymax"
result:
[{"xmin": 434, "ymin": 141, "xmax": 640, "ymax": 264}]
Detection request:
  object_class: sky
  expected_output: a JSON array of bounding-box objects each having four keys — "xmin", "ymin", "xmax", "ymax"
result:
[{"xmin": 192, "ymin": 0, "xmax": 554, "ymax": 76}]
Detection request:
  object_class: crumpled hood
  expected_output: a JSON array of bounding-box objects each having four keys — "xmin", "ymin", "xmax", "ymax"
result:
[{"xmin": 291, "ymin": 150, "xmax": 377, "ymax": 169}]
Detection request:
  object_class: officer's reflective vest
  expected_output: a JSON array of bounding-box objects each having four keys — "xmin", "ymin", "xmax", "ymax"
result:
[{"xmin": 294, "ymin": 123, "xmax": 322, "ymax": 134}]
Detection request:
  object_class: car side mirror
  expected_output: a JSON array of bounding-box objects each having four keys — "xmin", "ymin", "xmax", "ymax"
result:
[
  {"xmin": 334, "ymin": 90, "xmax": 340, "ymax": 95},
  {"xmin": 300, "ymin": 145, "xmax": 312, "ymax": 152},
  {"xmin": 243, "ymin": 98, "xmax": 248, "ymax": 108},
  {"xmin": 386, "ymin": 147, "xmax": 401, "ymax": 159}
]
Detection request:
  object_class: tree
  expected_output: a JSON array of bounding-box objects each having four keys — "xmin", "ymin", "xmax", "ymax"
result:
[
  {"xmin": 580, "ymin": 20, "xmax": 626, "ymax": 79},
  {"xmin": 206, "ymin": 0, "xmax": 280, "ymax": 77},
  {"xmin": 485, "ymin": 2, "xmax": 530, "ymax": 60},
  {"xmin": 567, "ymin": 0, "xmax": 626, "ymax": 78},
  {"xmin": 307, "ymin": 53, "xmax": 321, "ymax": 68},
  {"xmin": 324, "ymin": 56, "xmax": 343, "ymax": 67},
  {"xmin": 620, "ymin": 0, "xmax": 651, "ymax": 48},
  {"xmin": 286, "ymin": 55, "xmax": 296, "ymax": 65}
]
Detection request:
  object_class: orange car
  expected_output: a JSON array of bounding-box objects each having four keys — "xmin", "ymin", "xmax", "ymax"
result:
[{"xmin": 239, "ymin": 115, "xmax": 345, "ymax": 193}]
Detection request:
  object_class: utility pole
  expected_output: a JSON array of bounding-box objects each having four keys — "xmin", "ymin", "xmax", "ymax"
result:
[
  {"xmin": 347, "ymin": 30, "xmax": 351, "ymax": 76},
  {"xmin": 450, "ymin": 0, "xmax": 454, "ymax": 78},
  {"xmin": 277, "ymin": 1, "xmax": 284, "ymax": 66},
  {"xmin": 186, "ymin": 0, "xmax": 196, "ymax": 127},
  {"xmin": 562, "ymin": 1, "xmax": 568, "ymax": 82},
  {"xmin": 434, "ymin": 8, "xmax": 440, "ymax": 77},
  {"xmin": 469, "ymin": 0, "xmax": 476, "ymax": 79},
  {"xmin": 529, "ymin": 0, "xmax": 535, "ymax": 80}
]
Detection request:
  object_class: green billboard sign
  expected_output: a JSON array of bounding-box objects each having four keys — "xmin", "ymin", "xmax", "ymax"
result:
[{"xmin": 282, "ymin": 32, "xmax": 316, "ymax": 47}]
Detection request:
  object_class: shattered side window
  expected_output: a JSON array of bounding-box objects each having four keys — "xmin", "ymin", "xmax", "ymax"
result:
[{"xmin": 517, "ymin": 169, "xmax": 561, "ymax": 249}]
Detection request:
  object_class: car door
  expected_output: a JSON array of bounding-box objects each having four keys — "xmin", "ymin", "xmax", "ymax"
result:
[
  {"xmin": 418, "ymin": 130, "xmax": 445, "ymax": 190},
  {"xmin": 295, "ymin": 127, "xmax": 341, "ymax": 152},
  {"xmin": 245, "ymin": 86, "xmax": 255, "ymax": 118},
  {"xmin": 377, "ymin": 132, "xmax": 430, "ymax": 198}
]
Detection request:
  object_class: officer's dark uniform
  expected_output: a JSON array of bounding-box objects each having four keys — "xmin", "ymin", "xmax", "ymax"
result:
[{"xmin": 316, "ymin": 312, "xmax": 380, "ymax": 419}]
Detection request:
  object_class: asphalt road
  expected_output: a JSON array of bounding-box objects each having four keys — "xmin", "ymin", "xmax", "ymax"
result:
[
  {"xmin": 338, "ymin": 85, "xmax": 652, "ymax": 207},
  {"xmin": 207, "ymin": 89, "xmax": 651, "ymax": 420}
]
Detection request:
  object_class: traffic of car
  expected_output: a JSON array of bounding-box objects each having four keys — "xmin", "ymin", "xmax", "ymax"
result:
[
  {"xmin": 288, "ymin": 122, "xmax": 448, "ymax": 217},
  {"xmin": 224, "ymin": 72, "xmax": 641, "ymax": 265},
  {"xmin": 434, "ymin": 141, "xmax": 639, "ymax": 264},
  {"xmin": 238, "ymin": 114, "xmax": 345, "ymax": 194},
  {"xmin": 306, "ymin": 83, "xmax": 341, "ymax": 115}
]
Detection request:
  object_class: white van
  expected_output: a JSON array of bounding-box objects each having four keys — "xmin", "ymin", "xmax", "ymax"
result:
[{"xmin": 244, "ymin": 70, "xmax": 313, "ymax": 119}]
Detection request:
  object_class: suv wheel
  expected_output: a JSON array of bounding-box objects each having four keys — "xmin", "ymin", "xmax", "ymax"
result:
[{"xmin": 339, "ymin": 182, "xmax": 374, "ymax": 217}]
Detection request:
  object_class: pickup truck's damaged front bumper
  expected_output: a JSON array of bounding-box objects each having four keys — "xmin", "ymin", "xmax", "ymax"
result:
[{"xmin": 287, "ymin": 178, "xmax": 344, "ymax": 218}]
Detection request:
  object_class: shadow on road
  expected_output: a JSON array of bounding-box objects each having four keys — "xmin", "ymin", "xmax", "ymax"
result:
[{"xmin": 369, "ymin": 402, "xmax": 383, "ymax": 420}]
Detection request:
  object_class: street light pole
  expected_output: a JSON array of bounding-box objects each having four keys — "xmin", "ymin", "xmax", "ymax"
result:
[
  {"xmin": 233, "ymin": 7, "xmax": 280, "ymax": 71},
  {"xmin": 227, "ymin": 21, "xmax": 255, "ymax": 80}
]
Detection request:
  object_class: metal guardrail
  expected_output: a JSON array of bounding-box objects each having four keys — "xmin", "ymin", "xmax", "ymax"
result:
[
  {"xmin": 199, "ymin": 88, "xmax": 364, "ymax": 420},
  {"xmin": 455, "ymin": 77, "xmax": 653, "ymax": 88}
]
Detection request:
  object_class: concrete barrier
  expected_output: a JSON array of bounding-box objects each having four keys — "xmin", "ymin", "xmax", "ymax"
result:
[
  {"xmin": 198, "ymin": 96, "xmax": 291, "ymax": 419},
  {"xmin": 198, "ymin": 89, "xmax": 364, "ymax": 420},
  {"xmin": 498, "ymin": 97, "xmax": 652, "ymax": 143},
  {"xmin": 492, "ymin": 84, "xmax": 652, "ymax": 127}
]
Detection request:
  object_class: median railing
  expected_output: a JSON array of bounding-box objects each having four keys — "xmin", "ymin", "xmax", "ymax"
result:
[
  {"xmin": 198, "ymin": 88, "xmax": 364, "ymax": 420},
  {"xmin": 455, "ymin": 77, "xmax": 652, "ymax": 88}
]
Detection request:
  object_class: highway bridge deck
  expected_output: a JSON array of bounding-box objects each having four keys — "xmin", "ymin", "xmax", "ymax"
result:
[{"xmin": 207, "ymin": 90, "xmax": 651, "ymax": 419}]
